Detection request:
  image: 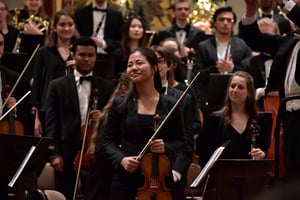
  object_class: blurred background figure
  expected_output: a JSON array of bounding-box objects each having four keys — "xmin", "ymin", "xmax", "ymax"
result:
[
  {"xmin": 9, "ymin": 0, "xmax": 50, "ymax": 54},
  {"xmin": 0, "ymin": 1, "xmax": 19, "ymax": 53},
  {"xmin": 110, "ymin": 15, "xmax": 148, "ymax": 84}
]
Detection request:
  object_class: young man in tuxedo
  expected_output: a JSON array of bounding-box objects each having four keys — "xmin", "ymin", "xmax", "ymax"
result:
[
  {"xmin": 75, "ymin": 0, "xmax": 124, "ymax": 79},
  {"xmin": 155, "ymin": 0, "xmax": 206, "ymax": 60},
  {"xmin": 44, "ymin": 37, "xmax": 114, "ymax": 199}
]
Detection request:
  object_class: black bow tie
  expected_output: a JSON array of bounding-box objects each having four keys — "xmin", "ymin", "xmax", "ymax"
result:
[
  {"xmin": 93, "ymin": 7, "xmax": 107, "ymax": 12},
  {"xmin": 176, "ymin": 24, "xmax": 189, "ymax": 32},
  {"xmin": 79, "ymin": 76, "xmax": 92, "ymax": 84},
  {"xmin": 262, "ymin": 14, "xmax": 272, "ymax": 18}
]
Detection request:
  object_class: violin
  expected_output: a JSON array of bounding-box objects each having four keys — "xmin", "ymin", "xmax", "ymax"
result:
[
  {"xmin": 73, "ymin": 88, "xmax": 99, "ymax": 200},
  {"xmin": 137, "ymin": 114, "xmax": 172, "ymax": 200},
  {"xmin": 0, "ymin": 84, "xmax": 24, "ymax": 135},
  {"xmin": 73, "ymin": 88, "xmax": 99, "ymax": 170}
]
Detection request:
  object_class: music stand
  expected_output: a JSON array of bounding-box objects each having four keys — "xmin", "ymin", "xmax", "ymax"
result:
[
  {"xmin": 198, "ymin": 73, "xmax": 232, "ymax": 112},
  {"xmin": 0, "ymin": 134, "xmax": 54, "ymax": 200},
  {"xmin": 203, "ymin": 159, "xmax": 274, "ymax": 200}
]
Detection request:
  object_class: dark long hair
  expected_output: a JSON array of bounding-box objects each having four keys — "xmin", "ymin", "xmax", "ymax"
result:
[
  {"xmin": 220, "ymin": 71, "xmax": 258, "ymax": 126},
  {"xmin": 121, "ymin": 15, "xmax": 148, "ymax": 54},
  {"xmin": 46, "ymin": 9, "xmax": 79, "ymax": 48},
  {"xmin": 118, "ymin": 47, "xmax": 163, "ymax": 111}
]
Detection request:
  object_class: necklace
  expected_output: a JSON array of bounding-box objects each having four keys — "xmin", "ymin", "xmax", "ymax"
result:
[{"xmin": 58, "ymin": 46, "xmax": 71, "ymax": 61}]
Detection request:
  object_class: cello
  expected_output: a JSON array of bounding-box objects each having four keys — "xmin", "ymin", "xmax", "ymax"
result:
[
  {"xmin": 0, "ymin": 84, "xmax": 24, "ymax": 135},
  {"xmin": 0, "ymin": 45, "xmax": 39, "ymax": 135},
  {"xmin": 137, "ymin": 114, "xmax": 172, "ymax": 200}
]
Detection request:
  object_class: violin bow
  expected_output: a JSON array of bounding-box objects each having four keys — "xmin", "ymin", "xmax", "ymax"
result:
[
  {"xmin": 136, "ymin": 72, "xmax": 201, "ymax": 160},
  {"xmin": 0, "ymin": 91, "xmax": 31, "ymax": 121},
  {"xmin": 1, "ymin": 44, "xmax": 40, "ymax": 110},
  {"xmin": 73, "ymin": 107, "xmax": 91, "ymax": 200}
]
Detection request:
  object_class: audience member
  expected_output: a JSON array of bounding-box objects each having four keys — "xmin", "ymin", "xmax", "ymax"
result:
[{"xmin": 239, "ymin": 0, "xmax": 300, "ymax": 179}]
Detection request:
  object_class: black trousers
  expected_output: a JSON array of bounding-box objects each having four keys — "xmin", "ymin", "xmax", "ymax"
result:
[{"xmin": 282, "ymin": 109, "xmax": 300, "ymax": 179}]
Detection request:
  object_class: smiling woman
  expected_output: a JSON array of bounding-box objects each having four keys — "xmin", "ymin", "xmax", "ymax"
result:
[
  {"xmin": 30, "ymin": 9, "xmax": 78, "ymax": 138},
  {"xmin": 197, "ymin": 71, "xmax": 269, "ymax": 167}
]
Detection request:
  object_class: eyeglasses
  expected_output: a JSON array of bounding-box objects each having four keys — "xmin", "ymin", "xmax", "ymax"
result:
[{"xmin": 158, "ymin": 57, "xmax": 166, "ymax": 65}]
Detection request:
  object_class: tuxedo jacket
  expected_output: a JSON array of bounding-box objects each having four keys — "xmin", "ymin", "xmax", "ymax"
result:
[
  {"xmin": 239, "ymin": 5, "xmax": 300, "ymax": 97},
  {"xmin": 75, "ymin": 4, "xmax": 124, "ymax": 54},
  {"xmin": 243, "ymin": 53, "xmax": 273, "ymax": 110},
  {"xmin": 155, "ymin": 23, "xmax": 206, "ymax": 51},
  {"xmin": 244, "ymin": 53, "xmax": 273, "ymax": 89},
  {"xmin": 45, "ymin": 73, "xmax": 114, "ymax": 169},
  {"xmin": 194, "ymin": 36, "xmax": 252, "ymax": 78}
]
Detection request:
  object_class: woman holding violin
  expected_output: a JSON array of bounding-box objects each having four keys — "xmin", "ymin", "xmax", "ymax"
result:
[
  {"xmin": 102, "ymin": 47, "xmax": 186, "ymax": 200},
  {"xmin": 44, "ymin": 37, "xmax": 114, "ymax": 200}
]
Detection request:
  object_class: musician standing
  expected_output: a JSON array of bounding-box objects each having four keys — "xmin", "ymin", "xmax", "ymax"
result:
[
  {"xmin": 195, "ymin": 6, "xmax": 252, "ymax": 114},
  {"xmin": 9, "ymin": 0, "xmax": 50, "ymax": 54},
  {"xmin": 0, "ymin": 1, "xmax": 19, "ymax": 53},
  {"xmin": 102, "ymin": 47, "xmax": 185, "ymax": 200},
  {"xmin": 154, "ymin": 0, "xmax": 206, "ymax": 62},
  {"xmin": 151, "ymin": 45, "xmax": 195, "ymax": 200},
  {"xmin": 110, "ymin": 16, "xmax": 148, "ymax": 83},
  {"xmin": 30, "ymin": 10, "xmax": 77, "ymax": 137},
  {"xmin": 74, "ymin": 0, "xmax": 124, "ymax": 79},
  {"xmin": 44, "ymin": 37, "xmax": 114, "ymax": 199}
]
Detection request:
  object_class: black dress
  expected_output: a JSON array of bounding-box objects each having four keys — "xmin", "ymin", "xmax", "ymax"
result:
[
  {"xmin": 102, "ymin": 94, "xmax": 186, "ymax": 200},
  {"xmin": 198, "ymin": 113, "xmax": 270, "ymax": 167}
]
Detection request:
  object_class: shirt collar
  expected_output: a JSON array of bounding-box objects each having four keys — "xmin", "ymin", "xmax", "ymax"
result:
[
  {"xmin": 93, "ymin": 2, "xmax": 107, "ymax": 10},
  {"xmin": 74, "ymin": 69, "xmax": 93, "ymax": 83},
  {"xmin": 258, "ymin": 8, "xmax": 274, "ymax": 17}
]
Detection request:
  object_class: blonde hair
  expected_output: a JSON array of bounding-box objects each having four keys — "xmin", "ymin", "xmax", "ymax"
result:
[{"xmin": 258, "ymin": 18, "xmax": 280, "ymax": 35}]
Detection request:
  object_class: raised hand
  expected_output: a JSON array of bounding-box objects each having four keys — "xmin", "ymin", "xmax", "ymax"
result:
[{"xmin": 245, "ymin": 0, "xmax": 259, "ymax": 17}]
